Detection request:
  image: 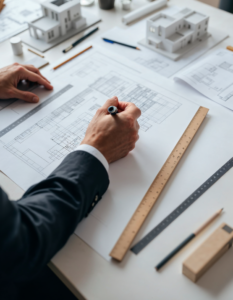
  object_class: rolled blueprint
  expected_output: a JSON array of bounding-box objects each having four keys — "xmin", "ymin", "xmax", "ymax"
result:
[{"xmin": 122, "ymin": 0, "xmax": 167, "ymax": 25}]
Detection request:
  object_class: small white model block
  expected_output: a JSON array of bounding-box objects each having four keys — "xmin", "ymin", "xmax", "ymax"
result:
[
  {"xmin": 28, "ymin": 0, "xmax": 86, "ymax": 43},
  {"xmin": 139, "ymin": 8, "xmax": 211, "ymax": 61}
]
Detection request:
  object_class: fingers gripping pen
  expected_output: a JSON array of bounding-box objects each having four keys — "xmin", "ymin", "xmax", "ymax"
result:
[{"xmin": 108, "ymin": 106, "xmax": 118, "ymax": 115}]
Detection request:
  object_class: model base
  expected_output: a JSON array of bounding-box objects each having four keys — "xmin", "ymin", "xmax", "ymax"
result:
[
  {"xmin": 20, "ymin": 9, "xmax": 101, "ymax": 53},
  {"xmin": 139, "ymin": 33, "xmax": 211, "ymax": 61}
]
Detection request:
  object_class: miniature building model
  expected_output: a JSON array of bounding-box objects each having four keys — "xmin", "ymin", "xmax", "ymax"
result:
[
  {"xmin": 141, "ymin": 8, "xmax": 210, "ymax": 60},
  {"xmin": 28, "ymin": 0, "xmax": 86, "ymax": 43}
]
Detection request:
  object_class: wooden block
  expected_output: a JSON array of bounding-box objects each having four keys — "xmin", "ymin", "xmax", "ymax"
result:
[
  {"xmin": 182, "ymin": 223, "xmax": 233, "ymax": 282},
  {"xmin": 0, "ymin": 0, "xmax": 5, "ymax": 13}
]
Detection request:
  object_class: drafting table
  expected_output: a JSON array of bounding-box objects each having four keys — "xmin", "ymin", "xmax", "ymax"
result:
[{"xmin": 1, "ymin": 0, "xmax": 233, "ymax": 299}]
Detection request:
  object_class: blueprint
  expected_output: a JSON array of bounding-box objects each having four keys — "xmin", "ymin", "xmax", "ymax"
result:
[
  {"xmin": 93, "ymin": 9, "xmax": 227, "ymax": 78},
  {"xmin": 0, "ymin": 0, "xmax": 42, "ymax": 43},
  {"xmin": 175, "ymin": 49, "xmax": 233, "ymax": 110},
  {"xmin": 0, "ymin": 47, "xmax": 200, "ymax": 260}
]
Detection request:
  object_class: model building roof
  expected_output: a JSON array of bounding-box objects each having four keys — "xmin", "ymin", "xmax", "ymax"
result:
[
  {"xmin": 148, "ymin": 8, "xmax": 208, "ymax": 29},
  {"xmin": 32, "ymin": 17, "xmax": 59, "ymax": 31},
  {"xmin": 42, "ymin": 0, "xmax": 80, "ymax": 12},
  {"xmin": 185, "ymin": 12, "xmax": 207, "ymax": 24}
]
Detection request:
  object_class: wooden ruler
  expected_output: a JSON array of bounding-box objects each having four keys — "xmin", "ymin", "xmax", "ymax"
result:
[{"xmin": 109, "ymin": 106, "xmax": 209, "ymax": 262}]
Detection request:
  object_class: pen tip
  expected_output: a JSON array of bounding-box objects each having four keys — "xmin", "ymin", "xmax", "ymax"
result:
[
  {"xmin": 221, "ymin": 208, "xmax": 224, "ymax": 211},
  {"xmin": 136, "ymin": 47, "xmax": 141, "ymax": 50}
]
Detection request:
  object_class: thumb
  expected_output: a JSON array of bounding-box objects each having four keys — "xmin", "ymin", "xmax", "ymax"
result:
[{"xmin": 12, "ymin": 88, "xmax": 39, "ymax": 103}]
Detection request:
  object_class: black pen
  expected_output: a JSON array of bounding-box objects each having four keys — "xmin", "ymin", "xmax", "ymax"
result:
[
  {"xmin": 108, "ymin": 106, "xmax": 118, "ymax": 115},
  {"xmin": 63, "ymin": 27, "xmax": 99, "ymax": 53},
  {"xmin": 155, "ymin": 208, "xmax": 223, "ymax": 271}
]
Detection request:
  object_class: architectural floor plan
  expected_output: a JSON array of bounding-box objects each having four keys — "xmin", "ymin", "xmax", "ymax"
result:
[
  {"xmin": 0, "ymin": 47, "xmax": 200, "ymax": 261},
  {"xmin": 0, "ymin": 0, "xmax": 42, "ymax": 43},
  {"xmin": 176, "ymin": 49, "xmax": 233, "ymax": 110}
]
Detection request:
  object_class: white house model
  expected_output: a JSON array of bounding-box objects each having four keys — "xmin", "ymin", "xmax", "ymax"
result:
[
  {"xmin": 140, "ymin": 8, "xmax": 210, "ymax": 60},
  {"xmin": 28, "ymin": 0, "xmax": 86, "ymax": 43}
]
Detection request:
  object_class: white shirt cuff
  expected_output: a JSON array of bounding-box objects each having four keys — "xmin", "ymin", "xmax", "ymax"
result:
[{"xmin": 74, "ymin": 144, "xmax": 109, "ymax": 173}]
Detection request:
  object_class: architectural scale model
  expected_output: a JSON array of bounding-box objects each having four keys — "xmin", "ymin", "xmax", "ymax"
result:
[
  {"xmin": 28, "ymin": 0, "xmax": 86, "ymax": 44},
  {"xmin": 139, "ymin": 8, "xmax": 211, "ymax": 61},
  {"xmin": 20, "ymin": 0, "xmax": 100, "ymax": 52}
]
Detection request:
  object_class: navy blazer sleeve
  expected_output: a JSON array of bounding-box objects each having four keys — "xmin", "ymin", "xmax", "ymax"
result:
[{"xmin": 0, "ymin": 150, "xmax": 109, "ymax": 282}]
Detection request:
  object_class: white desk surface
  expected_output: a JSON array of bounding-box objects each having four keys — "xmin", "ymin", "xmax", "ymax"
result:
[{"xmin": 1, "ymin": 0, "xmax": 233, "ymax": 299}]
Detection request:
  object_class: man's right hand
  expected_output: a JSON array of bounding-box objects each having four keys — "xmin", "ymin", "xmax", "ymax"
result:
[{"xmin": 81, "ymin": 97, "xmax": 141, "ymax": 164}]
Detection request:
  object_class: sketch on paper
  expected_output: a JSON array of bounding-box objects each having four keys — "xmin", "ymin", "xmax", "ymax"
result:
[
  {"xmin": 188, "ymin": 62, "xmax": 233, "ymax": 101},
  {"xmin": 0, "ymin": 0, "xmax": 42, "ymax": 43},
  {"xmin": 90, "ymin": 72, "xmax": 181, "ymax": 131},
  {"xmin": 2, "ymin": 88, "xmax": 98, "ymax": 177},
  {"xmin": 175, "ymin": 49, "xmax": 233, "ymax": 109}
]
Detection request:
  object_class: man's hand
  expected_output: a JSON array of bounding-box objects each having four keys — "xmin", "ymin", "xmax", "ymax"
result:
[
  {"xmin": 0, "ymin": 63, "xmax": 53, "ymax": 103},
  {"xmin": 81, "ymin": 97, "xmax": 141, "ymax": 163}
]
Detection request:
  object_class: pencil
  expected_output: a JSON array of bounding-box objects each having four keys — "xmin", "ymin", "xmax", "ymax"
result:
[
  {"xmin": 28, "ymin": 48, "xmax": 44, "ymax": 58},
  {"xmin": 155, "ymin": 208, "xmax": 223, "ymax": 271},
  {"xmin": 63, "ymin": 27, "xmax": 99, "ymax": 53},
  {"xmin": 226, "ymin": 46, "xmax": 233, "ymax": 52},
  {"xmin": 53, "ymin": 45, "xmax": 93, "ymax": 70},
  {"xmin": 102, "ymin": 38, "xmax": 140, "ymax": 50}
]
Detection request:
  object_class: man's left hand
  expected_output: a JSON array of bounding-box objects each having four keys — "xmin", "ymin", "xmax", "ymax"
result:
[{"xmin": 0, "ymin": 63, "xmax": 53, "ymax": 103}]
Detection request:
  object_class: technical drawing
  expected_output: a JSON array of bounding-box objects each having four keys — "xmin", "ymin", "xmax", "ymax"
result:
[
  {"xmin": 218, "ymin": 84, "xmax": 233, "ymax": 101},
  {"xmin": 188, "ymin": 63, "xmax": 233, "ymax": 101},
  {"xmin": 134, "ymin": 57, "xmax": 169, "ymax": 73},
  {"xmin": 139, "ymin": 8, "xmax": 210, "ymax": 61},
  {"xmin": 219, "ymin": 62, "xmax": 233, "ymax": 73},
  {"xmin": 70, "ymin": 60, "xmax": 106, "ymax": 78},
  {"xmin": 2, "ymin": 69, "xmax": 181, "ymax": 179},
  {"xmin": 90, "ymin": 72, "xmax": 181, "ymax": 130},
  {"xmin": 0, "ymin": 0, "xmax": 42, "ymax": 43},
  {"xmin": 0, "ymin": 99, "xmax": 17, "ymax": 111},
  {"xmin": 3, "ymin": 88, "xmax": 98, "ymax": 176}
]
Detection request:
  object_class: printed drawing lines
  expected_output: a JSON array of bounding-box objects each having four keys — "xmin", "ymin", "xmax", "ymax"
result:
[
  {"xmin": 189, "ymin": 62, "xmax": 233, "ymax": 101},
  {"xmin": 219, "ymin": 62, "xmax": 233, "ymax": 73},
  {"xmin": 90, "ymin": 72, "xmax": 181, "ymax": 131},
  {"xmin": 3, "ymin": 88, "xmax": 99, "ymax": 177},
  {"xmin": 70, "ymin": 60, "xmax": 106, "ymax": 78},
  {"xmin": 134, "ymin": 57, "xmax": 169, "ymax": 73}
]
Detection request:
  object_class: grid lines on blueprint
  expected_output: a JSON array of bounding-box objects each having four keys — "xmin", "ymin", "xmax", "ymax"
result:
[
  {"xmin": 190, "ymin": 63, "xmax": 233, "ymax": 102},
  {"xmin": 3, "ymin": 89, "xmax": 99, "ymax": 177},
  {"xmin": 90, "ymin": 72, "xmax": 181, "ymax": 132}
]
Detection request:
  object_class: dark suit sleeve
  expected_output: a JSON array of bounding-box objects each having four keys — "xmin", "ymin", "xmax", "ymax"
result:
[{"xmin": 0, "ymin": 150, "xmax": 109, "ymax": 282}]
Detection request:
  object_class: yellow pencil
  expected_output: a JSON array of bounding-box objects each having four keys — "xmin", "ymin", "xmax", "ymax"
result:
[
  {"xmin": 226, "ymin": 46, "xmax": 233, "ymax": 52},
  {"xmin": 53, "ymin": 45, "xmax": 93, "ymax": 70}
]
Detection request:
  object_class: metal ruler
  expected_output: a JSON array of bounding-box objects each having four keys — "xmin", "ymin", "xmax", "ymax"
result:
[
  {"xmin": 0, "ymin": 84, "xmax": 73, "ymax": 138},
  {"xmin": 131, "ymin": 157, "xmax": 233, "ymax": 254},
  {"xmin": 109, "ymin": 106, "xmax": 209, "ymax": 262}
]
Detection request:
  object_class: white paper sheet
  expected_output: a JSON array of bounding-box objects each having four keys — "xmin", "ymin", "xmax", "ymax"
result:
[
  {"xmin": 93, "ymin": 13, "xmax": 228, "ymax": 78},
  {"xmin": 0, "ymin": 0, "xmax": 42, "ymax": 43},
  {"xmin": 175, "ymin": 49, "xmax": 233, "ymax": 110},
  {"xmin": 0, "ymin": 47, "xmax": 200, "ymax": 260}
]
